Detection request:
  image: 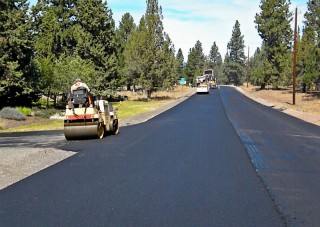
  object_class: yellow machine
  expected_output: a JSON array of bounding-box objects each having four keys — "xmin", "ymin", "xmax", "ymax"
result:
[
  {"xmin": 64, "ymin": 87, "xmax": 119, "ymax": 140},
  {"xmin": 204, "ymin": 69, "xmax": 217, "ymax": 89}
]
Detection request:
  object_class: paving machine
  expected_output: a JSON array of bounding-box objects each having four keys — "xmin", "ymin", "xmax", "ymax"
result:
[{"xmin": 64, "ymin": 87, "xmax": 119, "ymax": 140}]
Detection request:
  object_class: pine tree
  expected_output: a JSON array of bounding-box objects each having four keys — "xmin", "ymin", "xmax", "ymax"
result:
[
  {"xmin": 32, "ymin": 0, "xmax": 81, "ymax": 102},
  {"xmin": 143, "ymin": 0, "xmax": 165, "ymax": 97},
  {"xmin": 176, "ymin": 48, "xmax": 185, "ymax": 80},
  {"xmin": 0, "ymin": 0, "xmax": 37, "ymax": 107},
  {"xmin": 185, "ymin": 40, "xmax": 205, "ymax": 85},
  {"xmin": 115, "ymin": 13, "xmax": 136, "ymax": 90},
  {"xmin": 250, "ymin": 46, "xmax": 268, "ymax": 85},
  {"xmin": 208, "ymin": 42, "xmax": 222, "ymax": 83},
  {"xmin": 227, "ymin": 20, "xmax": 246, "ymax": 65},
  {"xmin": 159, "ymin": 34, "xmax": 178, "ymax": 90},
  {"xmin": 123, "ymin": 0, "xmax": 166, "ymax": 98},
  {"xmin": 224, "ymin": 20, "xmax": 246, "ymax": 86},
  {"xmin": 255, "ymin": 0, "xmax": 293, "ymax": 89},
  {"xmin": 32, "ymin": 0, "xmax": 118, "ymax": 98},
  {"xmin": 74, "ymin": 0, "xmax": 118, "ymax": 95},
  {"xmin": 123, "ymin": 17, "xmax": 147, "ymax": 92},
  {"xmin": 208, "ymin": 42, "xmax": 222, "ymax": 68},
  {"xmin": 300, "ymin": 0, "xmax": 320, "ymax": 91}
]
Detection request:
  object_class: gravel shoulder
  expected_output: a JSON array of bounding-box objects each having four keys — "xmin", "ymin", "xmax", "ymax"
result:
[
  {"xmin": 1, "ymin": 86, "xmax": 319, "ymax": 190},
  {"xmin": 236, "ymin": 86, "xmax": 320, "ymax": 126},
  {"xmin": 0, "ymin": 148, "xmax": 75, "ymax": 190}
]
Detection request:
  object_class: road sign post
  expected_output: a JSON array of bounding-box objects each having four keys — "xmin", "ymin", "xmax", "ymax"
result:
[{"xmin": 180, "ymin": 77, "xmax": 186, "ymax": 91}]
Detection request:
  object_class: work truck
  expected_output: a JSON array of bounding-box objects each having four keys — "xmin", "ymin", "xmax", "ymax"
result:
[{"xmin": 196, "ymin": 74, "xmax": 210, "ymax": 94}]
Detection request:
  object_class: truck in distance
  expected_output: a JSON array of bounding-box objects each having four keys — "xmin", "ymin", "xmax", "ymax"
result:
[
  {"xmin": 203, "ymin": 69, "xmax": 217, "ymax": 89},
  {"xmin": 196, "ymin": 74, "xmax": 210, "ymax": 94}
]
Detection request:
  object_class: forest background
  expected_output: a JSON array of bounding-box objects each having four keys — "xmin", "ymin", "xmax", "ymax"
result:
[{"xmin": 1, "ymin": 0, "xmax": 319, "ymax": 108}]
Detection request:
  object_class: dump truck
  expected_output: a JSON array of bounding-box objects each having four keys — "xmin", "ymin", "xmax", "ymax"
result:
[
  {"xmin": 64, "ymin": 87, "xmax": 119, "ymax": 140},
  {"xmin": 203, "ymin": 69, "xmax": 217, "ymax": 89}
]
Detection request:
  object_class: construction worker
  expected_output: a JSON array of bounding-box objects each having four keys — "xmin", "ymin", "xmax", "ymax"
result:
[{"xmin": 71, "ymin": 78, "xmax": 90, "ymax": 93}]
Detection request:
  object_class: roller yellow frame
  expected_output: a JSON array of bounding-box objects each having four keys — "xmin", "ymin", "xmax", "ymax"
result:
[{"xmin": 64, "ymin": 100, "xmax": 119, "ymax": 140}]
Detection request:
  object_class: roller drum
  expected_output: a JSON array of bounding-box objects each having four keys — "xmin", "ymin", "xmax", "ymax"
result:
[{"xmin": 64, "ymin": 124, "xmax": 104, "ymax": 140}]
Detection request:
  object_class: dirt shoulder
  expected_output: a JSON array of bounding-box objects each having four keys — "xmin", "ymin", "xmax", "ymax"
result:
[
  {"xmin": 237, "ymin": 84, "xmax": 320, "ymax": 126},
  {"xmin": 0, "ymin": 147, "xmax": 75, "ymax": 190}
]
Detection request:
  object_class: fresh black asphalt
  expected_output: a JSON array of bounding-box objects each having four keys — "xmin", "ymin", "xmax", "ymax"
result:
[
  {"xmin": 1, "ymin": 86, "xmax": 319, "ymax": 226},
  {"xmin": 220, "ymin": 86, "xmax": 320, "ymax": 226}
]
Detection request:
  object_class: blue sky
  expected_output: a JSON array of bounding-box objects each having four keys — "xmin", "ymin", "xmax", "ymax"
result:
[{"xmin": 29, "ymin": 0, "xmax": 308, "ymax": 59}]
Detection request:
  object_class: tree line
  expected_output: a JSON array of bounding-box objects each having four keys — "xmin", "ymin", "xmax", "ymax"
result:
[{"xmin": 0, "ymin": 0, "xmax": 319, "ymax": 108}]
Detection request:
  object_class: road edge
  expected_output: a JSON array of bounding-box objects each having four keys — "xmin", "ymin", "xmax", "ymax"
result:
[{"xmin": 234, "ymin": 86, "xmax": 320, "ymax": 127}]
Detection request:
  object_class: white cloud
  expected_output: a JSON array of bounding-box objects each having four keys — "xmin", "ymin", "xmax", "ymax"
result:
[{"xmin": 158, "ymin": 0, "xmax": 262, "ymax": 58}]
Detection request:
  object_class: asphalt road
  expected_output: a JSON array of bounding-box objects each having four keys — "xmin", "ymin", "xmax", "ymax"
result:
[
  {"xmin": 0, "ymin": 86, "xmax": 319, "ymax": 226},
  {"xmin": 220, "ymin": 86, "xmax": 320, "ymax": 226}
]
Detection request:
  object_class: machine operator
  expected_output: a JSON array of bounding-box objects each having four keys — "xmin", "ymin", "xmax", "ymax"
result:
[{"xmin": 71, "ymin": 78, "xmax": 90, "ymax": 92}]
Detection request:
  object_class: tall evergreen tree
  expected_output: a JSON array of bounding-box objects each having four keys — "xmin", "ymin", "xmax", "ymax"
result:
[
  {"xmin": 300, "ymin": 0, "xmax": 320, "ymax": 90},
  {"xmin": 74, "ymin": 0, "xmax": 118, "ymax": 95},
  {"xmin": 0, "ymin": 0, "xmax": 37, "ymax": 107},
  {"xmin": 208, "ymin": 42, "xmax": 222, "ymax": 68},
  {"xmin": 32, "ymin": 0, "xmax": 118, "ymax": 98},
  {"xmin": 227, "ymin": 21, "xmax": 246, "ymax": 65},
  {"xmin": 143, "ymin": 0, "xmax": 165, "ymax": 97},
  {"xmin": 185, "ymin": 40, "xmax": 205, "ymax": 85},
  {"xmin": 176, "ymin": 48, "xmax": 185, "ymax": 80},
  {"xmin": 123, "ymin": 0, "xmax": 167, "ymax": 98},
  {"xmin": 224, "ymin": 20, "xmax": 246, "ymax": 86},
  {"xmin": 208, "ymin": 42, "xmax": 222, "ymax": 83},
  {"xmin": 123, "ymin": 17, "xmax": 147, "ymax": 92},
  {"xmin": 32, "ymin": 0, "xmax": 83, "ymax": 102},
  {"xmin": 255, "ymin": 0, "xmax": 293, "ymax": 89},
  {"xmin": 159, "ymin": 34, "xmax": 178, "ymax": 90},
  {"xmin": 116, "ymin": 13, "xmax": 136, "ymax": 90},
  {"xmin": 250, "ymin": 46, "xmax": 268, "ymax": 85}
]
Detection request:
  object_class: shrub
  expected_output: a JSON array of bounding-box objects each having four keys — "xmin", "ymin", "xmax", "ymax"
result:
[
  {"xmin": 16, "ymin": 107, "xmax": 32, "ymax": 116},
  {"xmin": 33, "ymin": 108, "xmax": 59, "ymax": 119},
  {"xmin": 33, "ymin": 98, "xmax": 50, "ymax": 108},
  {"xmin": 58, "ymin": 100, "xmax": 68, "ymax": 109},
  {"xmin": 0, "ymin": 107, "xmax": 26, "ymax": 121}
]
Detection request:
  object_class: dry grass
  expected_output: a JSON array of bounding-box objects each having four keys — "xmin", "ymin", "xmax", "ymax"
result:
[
  {"xmin": 0, "ymin": 117, "xmax": 61, "ymax": 132},
  {"xmin": 118, "ymin": 85, "xmax": 194, "ymax": 101},
  {"xmin": 240, "ymin": 84, "xmax": 320, "ymax": 115}
]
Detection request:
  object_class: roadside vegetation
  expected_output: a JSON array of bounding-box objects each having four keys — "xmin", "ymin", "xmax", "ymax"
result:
[
  {"xmin": 0, "ymin": 86, "xmax": 193, "ymax": 132},
  {"xmin": 0, "ymin": 0, "xmax": 319, "ymax": 132}
]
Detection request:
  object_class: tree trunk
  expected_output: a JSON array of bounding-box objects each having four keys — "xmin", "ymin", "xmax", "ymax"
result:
[
  {"xmin": 53, "ymin": 95, "xmax": 57, "ymax": 107},
  {"xmin": 260, "ymin": 83, "xmax": 266, "ymax": 90},
  {"xmin": 46, "ymin": 89, "xmax": 50, "ymax": 108},
  {"xmin": 147, "ymin": 90, "xmax": 152, "ymax": 99},
  {"xmin": 302, "ymin": 83, "xmax": 307, "ymax": 93}
]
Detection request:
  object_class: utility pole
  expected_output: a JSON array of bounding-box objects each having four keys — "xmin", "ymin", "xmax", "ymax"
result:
[
  {"xmin": 247, "ymin": 46, "xmax": 250, "ymax": 88},
  {"xmin": 292, "ymin": 7, "xmax": 298, "ymax": 105}
]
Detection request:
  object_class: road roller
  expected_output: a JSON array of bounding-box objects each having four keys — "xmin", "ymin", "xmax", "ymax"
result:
[{"xmin": 64, "ymin": 87, "xmax": 119, "ymax": 140}]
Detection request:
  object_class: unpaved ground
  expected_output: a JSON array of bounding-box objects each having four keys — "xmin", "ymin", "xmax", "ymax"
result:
[
  {"xmin": 0, "ymin": 117, "xmax": 53, "ymax": 130},
  {"xmin": 238, "ymin": 85, "xmax": 320, "ymax": 126},
  {"xmin": 0, "ymin": 148, "xmax": 75, "ymax": 190}
]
